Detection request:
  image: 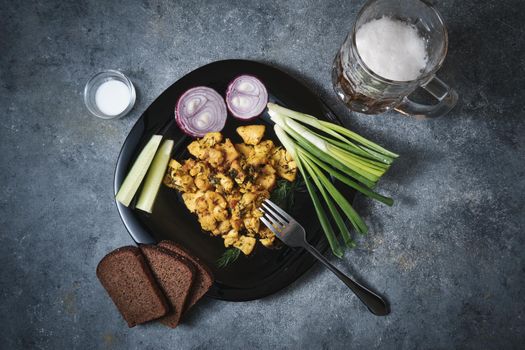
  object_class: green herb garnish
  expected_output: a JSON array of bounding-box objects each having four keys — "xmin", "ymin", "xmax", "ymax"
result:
[
  {"xmin": 216, "ymin": 247, "xmax": 241, "ymax": 268},
  {"xmin": 270, "ymin": 176, "xmax": 305, "ymax": 211}
]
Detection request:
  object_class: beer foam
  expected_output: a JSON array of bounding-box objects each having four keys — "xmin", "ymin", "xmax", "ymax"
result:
[{"xmin": 356, "ymin": 16, "xmax": 428, "ymax": 81}]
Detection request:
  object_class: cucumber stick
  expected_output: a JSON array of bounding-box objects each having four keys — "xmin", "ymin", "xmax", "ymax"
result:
[
  {"xmin": 136, "ymin": 139, "xmax": 174, "ymax": 213},
  {"xmin": 116, "ymin": 135, "xmax": 163, "ymax": 207}
]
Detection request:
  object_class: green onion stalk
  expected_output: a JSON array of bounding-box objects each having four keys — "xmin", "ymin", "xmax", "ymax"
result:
[{"xmin": 270, "ymin": 103, "xmax": 398, "ymax": 257}]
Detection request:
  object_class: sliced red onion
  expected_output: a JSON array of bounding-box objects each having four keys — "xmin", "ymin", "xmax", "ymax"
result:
[
  {"xmin": 226, "ymin": 75, "xmax": 268, "ymax": 120},
  {"xmin": 175, "ymin": 86, "xmax": 227, "ymax": 137}
]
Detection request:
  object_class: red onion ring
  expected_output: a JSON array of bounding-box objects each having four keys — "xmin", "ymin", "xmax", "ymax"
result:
[
  {"xmin": 175, "ymin": 86, "xmax": 227, "ymax": 137},
  {"xmin": 226, "ymin": 75, "xmax": 268, "ymax": 120}
]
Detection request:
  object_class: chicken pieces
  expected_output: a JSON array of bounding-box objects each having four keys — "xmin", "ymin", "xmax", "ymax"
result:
[
  {"xmin": 236, "ymin": 125, "xmax": 265, "ymax": 145},
  {"xmin": 163, "ymin": 125, "xmax": 297, "ymax": 255}
]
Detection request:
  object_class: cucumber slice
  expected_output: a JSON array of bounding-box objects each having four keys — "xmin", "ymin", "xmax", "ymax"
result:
[
  {"xmin": 136, "ymin": 139, "xmax": 174, "ymax": 213},
  {"xmin": 115, "ymin": 135, "xmax": 163, "ymax": 206}
]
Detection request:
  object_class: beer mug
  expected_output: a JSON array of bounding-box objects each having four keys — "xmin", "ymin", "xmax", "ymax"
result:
[{"xmin": 332, "ymin": 0, "xmax": 458, "ymax": 118}]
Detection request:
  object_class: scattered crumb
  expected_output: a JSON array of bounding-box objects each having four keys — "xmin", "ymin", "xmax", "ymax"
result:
[
  {"xmin": 397, "ymin": 254, "xmax": 416, "ymax": 272},
  {"xmin": 62, "ymin": 291, "xmax": 77, "ymax": 316},
  {"xmin": 103, "ymin": 333, "xmax": 117, "ymax": 348}
]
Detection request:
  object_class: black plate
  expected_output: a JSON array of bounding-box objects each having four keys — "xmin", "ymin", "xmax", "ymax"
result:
[{"xmin": 114, "ymin": 59, "xmax": 354, "ymax": 301}]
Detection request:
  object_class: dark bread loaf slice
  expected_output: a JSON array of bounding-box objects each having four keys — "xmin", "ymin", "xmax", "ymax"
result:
[
  {"xmin": 140, "ymin": 245, "xmax": 195, "ymax": 328},
  {"xmin": 96, "ymin": 246, "xmax": 169, "ymax": 328},
  {"xmin": 158, "ymin": 240, "xmax": 214, "ymax": 310}
]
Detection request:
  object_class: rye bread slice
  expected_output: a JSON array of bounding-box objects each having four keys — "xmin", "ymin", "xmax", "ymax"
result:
[
  {"xmin": 140, "ymin": 245, "xmax": 195, "ymax": 328},
  {"xmin": 96, "ymin": 246, "xmax": 169, "ymax": 328},
  {"xmin": 158, "ymin": 240, "xmax": 214, "ymax": 310}
]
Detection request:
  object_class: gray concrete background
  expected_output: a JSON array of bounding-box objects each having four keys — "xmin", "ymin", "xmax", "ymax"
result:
[{"xmin": 1, "ymin": 0, "xmax": 524, "ymax": 349}]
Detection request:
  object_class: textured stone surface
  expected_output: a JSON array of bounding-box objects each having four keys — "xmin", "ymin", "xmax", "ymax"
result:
[{"xmin": 1, "ymin": 0, "xmax": 524, "ymax": 349}]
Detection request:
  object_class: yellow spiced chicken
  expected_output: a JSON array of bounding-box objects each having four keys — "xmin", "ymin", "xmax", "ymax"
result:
[{"xmin": 163, "ymin": 125, "xmax": 297, "ymax": 255}]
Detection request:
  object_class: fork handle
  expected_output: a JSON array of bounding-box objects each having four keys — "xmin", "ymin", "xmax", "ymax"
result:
[{"xmin": 304, "ymin": 244, "xmax": 390, "ymax": 316}]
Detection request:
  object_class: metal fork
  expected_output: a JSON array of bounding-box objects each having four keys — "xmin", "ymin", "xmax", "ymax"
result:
[{"xmin": 260, "ymin": 199, "xmax": 389, "ymax": 316}]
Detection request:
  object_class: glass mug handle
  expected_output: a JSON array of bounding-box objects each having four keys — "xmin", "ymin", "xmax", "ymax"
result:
[{"xmin": 394, "ymin": 76, "xmax": 458, "ymax": 119}]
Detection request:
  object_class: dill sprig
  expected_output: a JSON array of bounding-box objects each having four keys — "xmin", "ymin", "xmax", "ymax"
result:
[
  {"xmin": 216, "ymin": 247, "xmax": 241, "ymax": 268},
  {"xmin": 270, "ymin": 175, "xmax": 305, "ymax": 211}
]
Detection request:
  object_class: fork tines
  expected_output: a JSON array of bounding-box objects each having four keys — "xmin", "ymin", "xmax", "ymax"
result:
[{"xmin": 259, "ymin": 199, "xmax": 293, "ymax": 236}]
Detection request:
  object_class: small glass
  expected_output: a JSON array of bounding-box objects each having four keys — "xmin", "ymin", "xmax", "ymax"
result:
[
  {"xmin": 84, "ymin": 70, "xmax": 136, "ymax": 119},
  {"xmin": 332, "ymin": 0, "xmax": 458, "ymax": 118}
]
